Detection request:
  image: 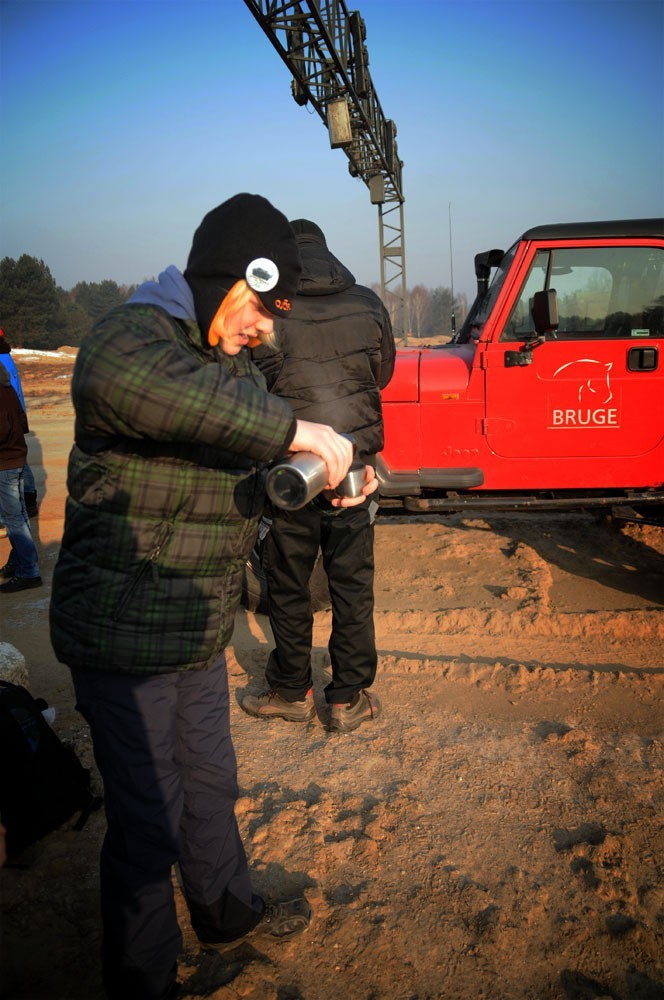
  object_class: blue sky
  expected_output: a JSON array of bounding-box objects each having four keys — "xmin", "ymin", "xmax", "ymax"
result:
[{"xmin": 1, "ymin": 0, "xmax": 662, "ymax": 309}]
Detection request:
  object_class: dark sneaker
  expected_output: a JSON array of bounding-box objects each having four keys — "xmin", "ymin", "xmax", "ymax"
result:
[
  {"xmin": 0, "ymin": 576, "xmax": 43, "ymax": 594},
  {"xmin": 0, "ymin": 561, "xmax": 15, "ymax": 578},
  {"xmin": 328, "ymin": 690, "xmax": 382, "ymax": 733},
  {"xmin": 241, "ymin": 688, "xmax": 315, "ymax": 722},
  {"xmin": 200, "ymin": 897, "xmax": 312, "ymax": 953},
  {"xmin": 24, "ymin": 492, "xmax": 38, "ymax": 518}
]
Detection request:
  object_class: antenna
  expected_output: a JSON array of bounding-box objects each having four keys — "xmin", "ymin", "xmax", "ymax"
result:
[{"xmin": 449, "ymin": 202, "xmax": 456, "ymax": 337}]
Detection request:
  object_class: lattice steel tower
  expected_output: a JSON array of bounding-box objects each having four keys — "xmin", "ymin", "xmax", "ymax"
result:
[{"xmin": 244, "ymin": 0, "xmax": 409, "ymax": 337}]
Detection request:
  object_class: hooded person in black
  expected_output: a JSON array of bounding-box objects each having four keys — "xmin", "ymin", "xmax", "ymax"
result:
[{"xmin": 242, "ymin": 219, "xmax": 395, "ymax": 732}]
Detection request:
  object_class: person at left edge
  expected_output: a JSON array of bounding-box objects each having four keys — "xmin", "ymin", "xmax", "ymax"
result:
[
  {"xmin": 0, "ymin": 329, "xmax": 38, "ymax": 517},
  {"xmin": 0, "ymin": 364, "xmax": 42, "ymax": 593},
  {"xmin": 49, "ymin": 193, "xmax": 354, "ymax": 1000}
]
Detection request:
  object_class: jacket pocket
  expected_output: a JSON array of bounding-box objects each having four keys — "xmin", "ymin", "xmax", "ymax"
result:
[{"xmin": 111, "ymin": 521, "xmax": 174, "ymax": 622}]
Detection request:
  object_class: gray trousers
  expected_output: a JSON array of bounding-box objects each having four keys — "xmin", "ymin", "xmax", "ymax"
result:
[{"xmin": 72, "ymin": 654, "xmax": 262, "ymax": 1000}]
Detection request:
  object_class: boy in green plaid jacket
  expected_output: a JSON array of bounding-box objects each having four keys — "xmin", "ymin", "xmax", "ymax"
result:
[{"xmin": 49, "ymin": 194, "xmax": 353, "ymax": 1000}]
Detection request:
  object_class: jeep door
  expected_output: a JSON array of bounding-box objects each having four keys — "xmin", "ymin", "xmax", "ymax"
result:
[{"xmin": 483, "ymin": 241, "xmax": 664, "ymax": 463}]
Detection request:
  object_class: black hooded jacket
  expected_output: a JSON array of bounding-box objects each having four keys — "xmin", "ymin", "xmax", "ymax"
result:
[
  {"xmin": 0, "ymin": 365, "xmax": 28, "ymax": 471},
  {"xmin": 252, "ymin": 231, "xmax": 395, "ymax": 462}
]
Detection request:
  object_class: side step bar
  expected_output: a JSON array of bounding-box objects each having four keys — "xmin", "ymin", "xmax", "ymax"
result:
[
  {"xmin": 402, "ymin": 492, "xmax": 664, "ymax": 513},
  {"xmin": 377, "ymin": 461, "xmax": 484, "ymax": 497}
]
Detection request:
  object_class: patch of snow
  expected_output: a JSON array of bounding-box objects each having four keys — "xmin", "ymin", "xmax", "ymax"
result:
[{"xmin": 13, "ymin": 348, "xmax": 78, "ymax": 360}]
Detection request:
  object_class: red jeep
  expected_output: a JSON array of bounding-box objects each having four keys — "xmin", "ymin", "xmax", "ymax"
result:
[
  {"xmin": 378, "ymin": 219, "xmax": 664, "ymax": 517},
  {"xmin": 243, "ymin": 219, "xmax": 663, "ymax": 612}
]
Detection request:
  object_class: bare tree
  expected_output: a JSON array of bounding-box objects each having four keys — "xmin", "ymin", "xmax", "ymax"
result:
[{"xmin": 409, "ymin": 285, "xmax": 431, "ymax": 339}]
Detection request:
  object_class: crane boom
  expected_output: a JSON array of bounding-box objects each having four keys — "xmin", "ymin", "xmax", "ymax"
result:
[{"xmin": 243, "ymin": 0, "xmax": 409, "ymax": 337}]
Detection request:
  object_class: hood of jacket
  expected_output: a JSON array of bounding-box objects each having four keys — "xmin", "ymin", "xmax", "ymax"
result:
[
  {"xmin": 128, "ymin": 265, "xmax": 196, "ymax": 321},
  {"xmin": 295, "ymin": 234, "xmax": 356, "ymax": 297}
]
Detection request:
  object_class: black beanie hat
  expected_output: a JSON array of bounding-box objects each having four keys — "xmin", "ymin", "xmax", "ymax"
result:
[
  {"xmin": 184, "ymin": 193, "xmax": 301, "ymax": 336},
  {"xmin": 289, "ymin": 218, "xmax": 327, "ymax": 244}
]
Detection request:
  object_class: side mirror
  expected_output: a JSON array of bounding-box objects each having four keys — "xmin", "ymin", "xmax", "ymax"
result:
[{"xmin": 532, "ymin": 289, "xmax": 559, "ymax": 335}]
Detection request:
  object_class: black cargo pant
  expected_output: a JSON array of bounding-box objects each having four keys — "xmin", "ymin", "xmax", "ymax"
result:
[
  {"xmin": 71, "ymin": 654, "xmax": 263, "ymax": 1000},
  {"xmin": 264, "ymin": 498, "xmax": 377, "ymax": 704}
]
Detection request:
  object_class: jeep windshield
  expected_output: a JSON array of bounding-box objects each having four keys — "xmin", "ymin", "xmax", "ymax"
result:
[{"xmin": 454, "ymin": 243, "xmax": 517, "ymax": 343}]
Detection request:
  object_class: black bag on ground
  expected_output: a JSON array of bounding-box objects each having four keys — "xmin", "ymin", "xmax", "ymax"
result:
[{"xmin": 0, "ymin": 680, "xmax": 100, "ymax": 858}]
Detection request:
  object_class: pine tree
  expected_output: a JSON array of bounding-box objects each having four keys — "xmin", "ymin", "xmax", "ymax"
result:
[{"xmin": 0, "ymin": 255, "xmax": 61, "ymax": 347}]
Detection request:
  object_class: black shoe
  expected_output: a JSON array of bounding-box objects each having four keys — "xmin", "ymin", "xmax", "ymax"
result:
[
  {"xmin": 24, "ymin": 492, "xmax": 38, "ymax": 518},
  {"xmin": 0, "ymin": 561, "xmax": 15, "ymax": 578},
  {"xmin": 0, "ymin": 575, "xmax": 43, "ymax": 594},
  {"xmin": 200, "ymin": 897, "xmax": 312, "ymax": 953}
]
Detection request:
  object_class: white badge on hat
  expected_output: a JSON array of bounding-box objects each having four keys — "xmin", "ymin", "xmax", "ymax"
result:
[{"xmin": 246, "ymin": 258, "xmax": 279, "ymax": 292}]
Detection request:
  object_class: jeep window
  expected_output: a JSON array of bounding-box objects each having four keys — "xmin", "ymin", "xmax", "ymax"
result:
[{"xmin": 501, "ymin": 245, "xmax": 664, "ymax": 341}]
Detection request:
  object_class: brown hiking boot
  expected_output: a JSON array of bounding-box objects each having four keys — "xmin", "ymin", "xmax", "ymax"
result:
[
  {"xmin": 241, "ymin": 688, "xmax": 315, "ymax": 722},
  {"xmin": 328, "ymin": 690, "xmax": 382, "ymax": 733},
  {"xmin": 200, "ymin": 897, "xmax": 312, "ymax": 953}
]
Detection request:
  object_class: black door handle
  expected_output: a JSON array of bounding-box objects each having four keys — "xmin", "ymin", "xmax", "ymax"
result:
[{"xmin": 628, "ymin": 346, "xmax": 658, "ymax": 371}]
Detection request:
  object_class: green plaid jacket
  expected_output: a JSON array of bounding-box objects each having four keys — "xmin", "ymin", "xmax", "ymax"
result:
[{"xmin": 50, "ymin": 304, "xmax": 295, "ymax": 675}]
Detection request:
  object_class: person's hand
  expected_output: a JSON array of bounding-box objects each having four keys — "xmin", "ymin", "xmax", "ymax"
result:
[
  {"xmin": 290, "ymin": 420, "xmax": 353, "ymax": 489},
  {"xmin": 327, "ymin": 464, "xmax": 378, "ymax": 507}
]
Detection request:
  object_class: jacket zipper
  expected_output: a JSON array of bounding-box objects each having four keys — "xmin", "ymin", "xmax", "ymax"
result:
[{"xmin": 111, "ymin": 522, "xmax": 174, "ymax": 622}]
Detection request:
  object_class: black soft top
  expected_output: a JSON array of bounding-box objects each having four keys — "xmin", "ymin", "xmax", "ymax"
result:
[{"xmin": 522, "ymin": 219, "xmax": 664, "ymax": 241}]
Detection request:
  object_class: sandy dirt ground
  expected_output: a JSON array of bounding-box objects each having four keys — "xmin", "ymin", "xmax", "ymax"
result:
[{"xmin": 1, "ymin": 349, "xmax": 662, "ymax": 1000}]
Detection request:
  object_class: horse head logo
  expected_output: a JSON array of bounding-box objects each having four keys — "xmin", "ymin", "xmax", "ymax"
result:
[{"xmin": 552, "ymin": 359, "xmax": 613, "ymax": 404}]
